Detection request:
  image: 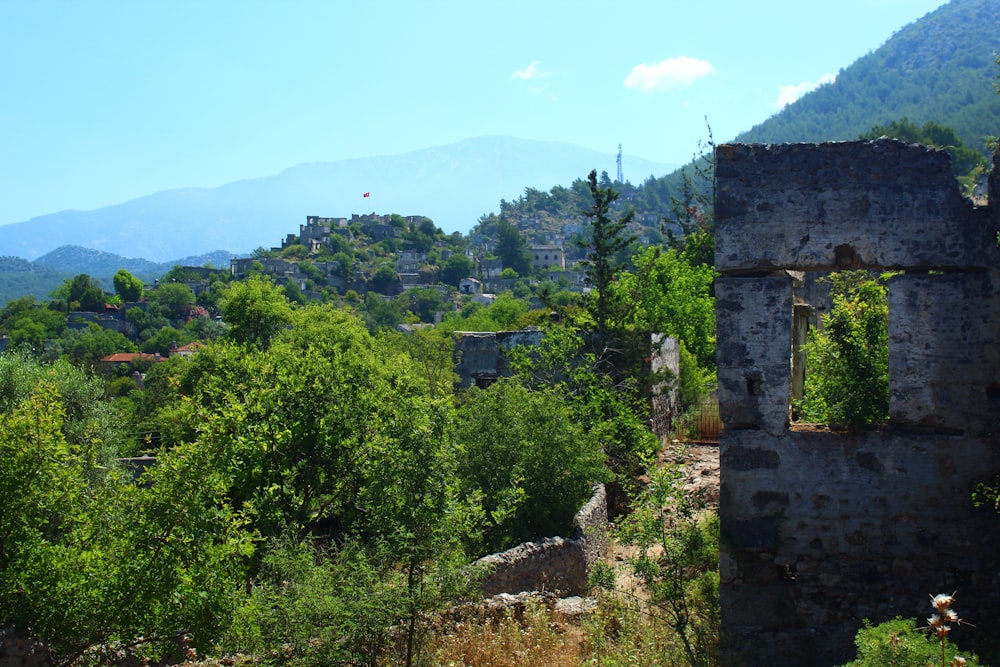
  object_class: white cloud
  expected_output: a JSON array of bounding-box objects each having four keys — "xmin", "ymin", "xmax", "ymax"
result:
[
  {"xmin": 512, "ymin": 61, "xmax": 550, "ymax": 80},
  {"xmin": 623, "ymin": 57, "xmax": 716, "ymax": 92},
  {"xmin": 775, "ymin": 72, "xmax": 837, "ymax": 108}
]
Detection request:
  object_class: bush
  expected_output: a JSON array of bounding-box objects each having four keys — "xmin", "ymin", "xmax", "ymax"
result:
[
  {"xmin": 453, "ymin": 379, "xmax": 610, "ymax": 553},
  {"xmin": 798, "ymin": 271, "xmax": 889, "ymax": 428},
  {"xmin": 839, "ymin": 616, "xmax": 984, "ymax": 667},
  {"xmin": 611, "ymin": 464, "xmax": 720, "ymax": 667},
  {"xmin": 225, "ymin": 537, "xmax": 403, "ymax": 666}
]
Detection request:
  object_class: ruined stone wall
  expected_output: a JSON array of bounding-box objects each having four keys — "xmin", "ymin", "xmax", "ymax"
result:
[
  {"xmin": 715, "ymin": 140, "xmax": 1000, "ymax": 666},
  {"xmin": 453, "ymin": 329, "xmax": 545, "ymax": 389},
  {"xmin": 453, "ymin": 330, "xmax": 680, "ymax": 438},
  {"xmin": 476, "ymin": 484, "xmax": 608, "ymax": 597},
  {"xmin": 0, "ymin": 628, "xmax": 49, "ymax": 667}
]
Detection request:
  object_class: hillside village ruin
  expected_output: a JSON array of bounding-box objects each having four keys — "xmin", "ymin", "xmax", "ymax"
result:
[{"xmin": 7, "ymin": 137, "xmax": 1000, "ymax": 666}]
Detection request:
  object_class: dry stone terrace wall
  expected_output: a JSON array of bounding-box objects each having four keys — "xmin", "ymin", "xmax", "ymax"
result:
[
  {"xmin": 475, "ymin": 484, "xmax": 608, "ymax": 598},
  {"xmin": 715, "ymin": 140, "xmax": 1000, "ymax": 666}
]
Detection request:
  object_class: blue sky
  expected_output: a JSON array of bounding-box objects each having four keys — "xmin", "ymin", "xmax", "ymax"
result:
[{"xmin": 0, "ymin": 0, "xmax": 947, "ymax": 228}]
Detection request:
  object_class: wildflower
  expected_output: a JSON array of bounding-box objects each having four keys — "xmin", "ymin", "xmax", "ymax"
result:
[{"xmin": 931, "ymin": 593, "xmax": 955, "ymax": 613}]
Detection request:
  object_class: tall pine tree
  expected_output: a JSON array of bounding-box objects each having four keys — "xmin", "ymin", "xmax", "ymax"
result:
[{"xmin": 580, "ymin": 169, "xmax": 634, "ymax": 338}]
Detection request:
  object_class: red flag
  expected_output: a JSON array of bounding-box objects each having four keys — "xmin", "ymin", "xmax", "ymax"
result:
[{"xmin": 363, "ymin": 192, "xmax": 370, "ymax": 198}]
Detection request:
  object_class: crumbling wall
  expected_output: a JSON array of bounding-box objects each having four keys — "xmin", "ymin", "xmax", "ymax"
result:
[
  {"xmin": 453, "ymin": 328, "xmax": 544, "ymax": 389},
  {"xmin": 650, "ymin": 334, "xmax": 681, "ymax": 439},
  {"xmin": 454, "ymin": 330, "xmax": 680, "ymax": 439},
  {"xmin": 476, "ymin": 484, "xmax": 608, "ymax": 597},
  {"xmin": 715, "ymin": 140, "xmax": 1000, "ymax": 666},
  {"xmin": 0, "ymin": 628, "xmax": 49, "ymax": 667}
]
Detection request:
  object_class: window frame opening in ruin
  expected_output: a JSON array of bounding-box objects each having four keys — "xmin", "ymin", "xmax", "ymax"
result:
[{"xmin": 790, "ymin": 268, "xmax": 891, "ymax": 430}]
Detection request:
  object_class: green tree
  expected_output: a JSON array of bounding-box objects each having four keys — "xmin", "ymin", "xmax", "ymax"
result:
[
  {"xmin": 219, "ymin": 275, "xmax": 293, "ymax": 348},
  {"xmin": 362, "ymin": 292, "xmax": 405, "ymax": 332},
  {"xmin": 0, "ymin": 360, "xmax": 249, "ymax": 661},
  {"xmin": 613, "ymin": 246, "xmax": 717, "ymax": 374},
  {"xmin": 184, "ymin": 310, "xmax": 226, "ymax": 340},
  {"xmin": 0, "ymin": 351, "xmax": 131, "ymax": 463},
  {"xmin": 283, "ymin": 279, "xmax": 307, "ymax": 305},
  {"xmin": 63, "ymin": 322, "xmax": 136, "ymax": 367},
  {"xmin": 453, "ymin": 379, "xmax": 609, "ymax": 553},
  {"xmin": 0, "ymin": 383, "xmax": 86, "ymax": 577},
  {"xmin": 408, "ymin": 287, "xmax": 449, "ymax": 323},
  {"xmin": 0, "ymin": 296, "xmax": 67, "ymax": 349},
  {"xmin": 56, "ymin": 274, "xmax": 106, "ymax": 312},
  {"xmin": 371, "ymin": 263, "xmax": 399, "ymax": 294},
  {"xmin": 140, "ymin": 325, "xmax": 187, "ymax": 357},
  {"xmin": 798, "ymin": 271, "xmax": 890, "ymax": 428},
  {"xmin": 441, "ymin": 252, "xmax": 474, "ymax": 288},
  {"xmin": 113, "ymin": 269, "xmax": 144, "ymax": 302},
  {"xmin": 507, "ymin": 323, "xmax": 659, "ymax": 487},
  {"xmin": 148, "ymin": 282, "xmax": 196, "ymax": 321},
  {"xmin": 395, "ymin": 327, "xmax": 458, "ymax": 399},
  {"xmin": 495, "ymin": 220, "xmax": 531, "ymax": 277},
  {"xmin": 580, "ymin": 169, "xmax": 635, "ymax": 338}
]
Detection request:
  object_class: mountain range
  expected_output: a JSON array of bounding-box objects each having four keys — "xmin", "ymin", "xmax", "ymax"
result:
[
  {"xmin": 1, "ymin": 0, "xmax": 998, "ymax": 292},
  {"xmin": 0, "ymin": 138, "xmax": 676, "ymax": 263}
]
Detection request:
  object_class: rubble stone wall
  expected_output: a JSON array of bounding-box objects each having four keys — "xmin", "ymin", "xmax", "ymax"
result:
[
  {"xmin": 476, "ymin": 484, "xmax": 608, "ymax": 597},
  {"xmin": 715, "ymin": 140, "xmax": 1000, "ymax": 666}
]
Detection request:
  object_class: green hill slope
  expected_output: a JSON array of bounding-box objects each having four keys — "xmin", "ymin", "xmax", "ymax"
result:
[{"xmin": 736, "ymin": 0, "xmax": 1000, "ymax": 152}]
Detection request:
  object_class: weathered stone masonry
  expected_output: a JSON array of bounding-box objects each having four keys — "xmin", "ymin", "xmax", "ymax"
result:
[{"xmin": 715, "ymin": 140, "xmax": 1000, "ymax": 666}]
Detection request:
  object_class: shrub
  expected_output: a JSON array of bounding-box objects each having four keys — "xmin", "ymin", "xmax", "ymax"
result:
[
  {"xmin": 453, "ymin": 379, "xmax": 610, "ymax": 553},
  {"xmin": 839, "ymin": 616, "xmax": 984, "ymax": 667},
  {"xmin": 798, "ymin": 271, "xmax": 889, "ymax": 428}
]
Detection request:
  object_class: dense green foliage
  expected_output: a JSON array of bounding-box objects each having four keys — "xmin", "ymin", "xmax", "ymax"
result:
[
  {"xmin": 218, "ymin": 275, "xmax": 292, "ymax": 347},
  {"xmin": 0, "ymin": 165, "xmax": 729, "ymax": 663},
  {"xmin": 453, "ymin": 379, "xmax": 609, "ymax": 552},
  {"xmin": 112, "ymin": 269, "xmax": 144, "ymax": 302},
  {"xmin": 737, "ymin": 0, "xmax": 1000, "ymax": 154},
  {"xmin": 798, "ymin": 272, "xmax": 890, "ymax": 428},
  {"xmin": 612, "ymin": 246, "xmax": 717, "ymax": 373},
  {"xmin": 838, "ymin": 617, "xmax": 983, "ymax": 667},
  {"xmin": 54, "ymin": 273, "xmax": 106, "ymax": 312}
]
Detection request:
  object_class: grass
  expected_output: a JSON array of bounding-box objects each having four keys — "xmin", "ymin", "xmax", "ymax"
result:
[{"xmin": 426, "ymin": 591, "xmax": 710, "ymax": 667}]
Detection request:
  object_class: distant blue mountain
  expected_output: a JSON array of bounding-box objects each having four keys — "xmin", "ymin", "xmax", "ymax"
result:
[{"xmin": 0, "ymin": 137, "xmax": 676, "ymax": 262}]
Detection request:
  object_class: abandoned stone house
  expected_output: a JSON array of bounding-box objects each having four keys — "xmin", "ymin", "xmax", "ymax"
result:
[
  {"xmin": 530, "ymin": 244, "xmax": 566, "ymax": 271},
  {"xmin": 714, "ymin": 139, "xmax": 1000, "ymax": 665},
  {"xmin": 453, "ymin": 328, "xmax": 680, "ymax": 438}
]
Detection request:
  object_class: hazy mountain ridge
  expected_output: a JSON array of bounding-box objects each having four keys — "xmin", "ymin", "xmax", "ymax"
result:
[
  {"xmin": 0, "ymin": 248, "xmax": 237, "ymax": 307},
  {"xmin": 33, "ymin": 246, "xmax": 237, "ymax": 280},
  {"xmin": 0, "ymin": 137, "xmax": 676, "ymax": 263},
  {"xmin": 2, "ymin": 0, "xmax": 998, "ymax": 276}
]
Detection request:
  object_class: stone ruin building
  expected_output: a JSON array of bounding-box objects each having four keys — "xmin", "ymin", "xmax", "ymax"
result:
[
  {"xmin": 715, "ymin": 139, "xmax": 1000, "ymax": 665},
  {"xmin": 452, "ymin": 329, "xmax": 680, "ymax": 438}
]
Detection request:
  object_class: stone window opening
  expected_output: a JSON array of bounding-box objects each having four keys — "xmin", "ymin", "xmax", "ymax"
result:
[{"xmin": 789, "ymin": 268, "xmax": 891, "ymax": 430}]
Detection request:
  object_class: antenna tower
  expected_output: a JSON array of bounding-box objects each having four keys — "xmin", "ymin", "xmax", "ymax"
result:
[{"xmin": 616, "ymin": 143, "xmax": 623, "ymax": 184}]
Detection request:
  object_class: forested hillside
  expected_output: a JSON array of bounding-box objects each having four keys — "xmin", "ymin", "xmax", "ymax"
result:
[{"xmin": 736, "ymin": 0, "xmax": 1000, "ymax": 151}]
